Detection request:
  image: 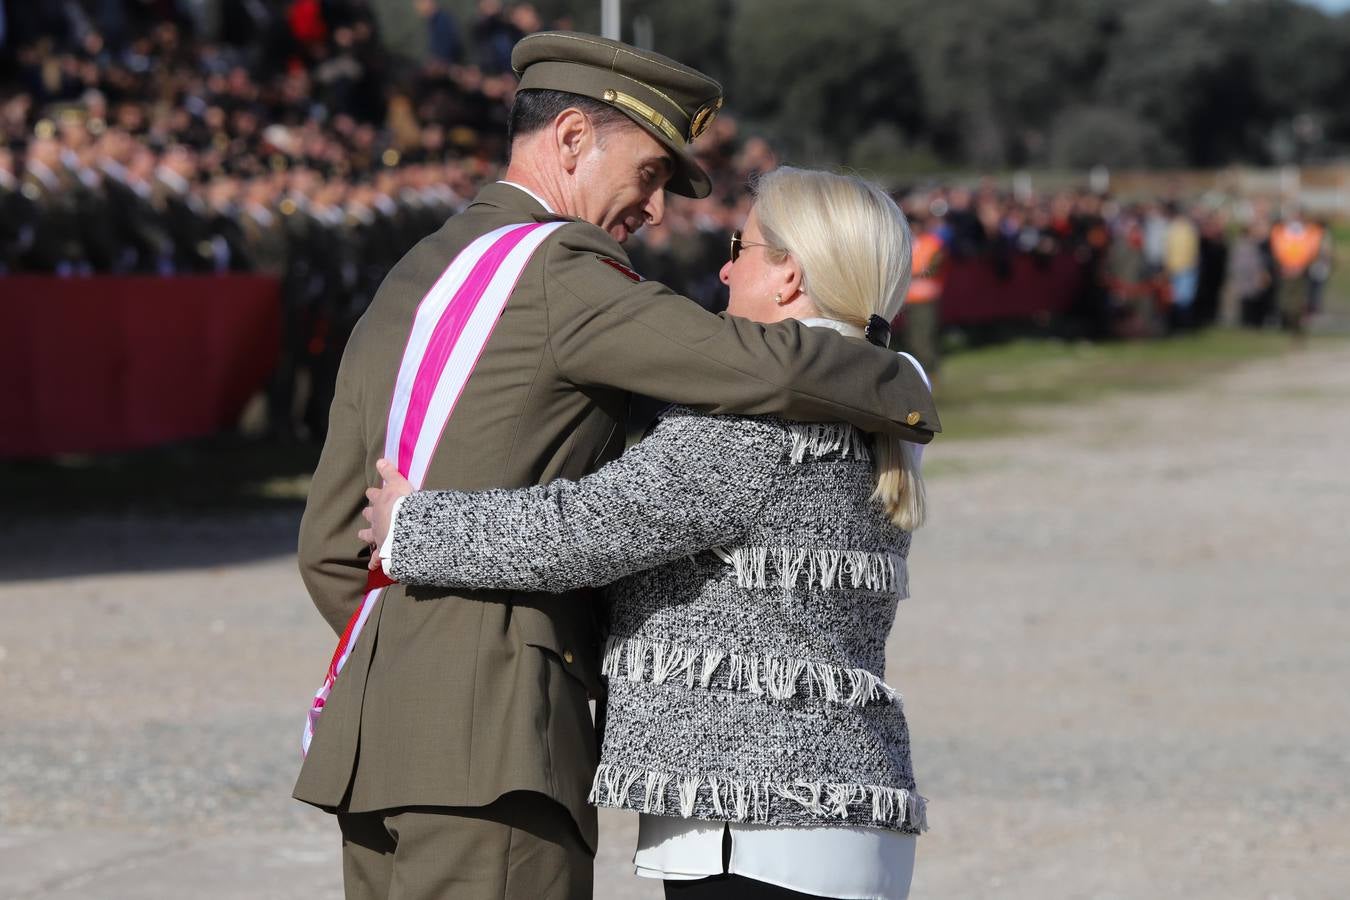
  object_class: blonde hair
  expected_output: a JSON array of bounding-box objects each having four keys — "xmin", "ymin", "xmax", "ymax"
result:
[{"xmin": 753, "ymin": 166, "xmax": 926, "ymax": 531}]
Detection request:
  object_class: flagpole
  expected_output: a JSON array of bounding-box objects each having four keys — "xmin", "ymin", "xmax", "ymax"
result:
[{"xmin": 601, "ymin": 0, "xmax": 620, "ymax": 40}]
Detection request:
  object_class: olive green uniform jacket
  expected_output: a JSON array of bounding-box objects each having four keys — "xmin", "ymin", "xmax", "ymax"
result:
[{"xmin": 292, "ymin": 183, "xmax": 940, "ymax": 852}]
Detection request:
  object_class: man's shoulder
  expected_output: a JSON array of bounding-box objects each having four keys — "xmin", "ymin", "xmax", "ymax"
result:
[
  {"xmin": 537, "ymin": 218, "xmax": 631, "ymax": 263},
  {"xmin": 538, "ymin": 222, "xmax": 655, "ymax": 309}
]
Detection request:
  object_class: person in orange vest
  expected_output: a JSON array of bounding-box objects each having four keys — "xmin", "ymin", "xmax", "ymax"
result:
[
  {"xmin": 892, "ymin": 211, "xmax": 945, "ymax": 379},
  {"xmin": 1270, "ymin": 209, "xmax": 1327, "ymax": 336}
]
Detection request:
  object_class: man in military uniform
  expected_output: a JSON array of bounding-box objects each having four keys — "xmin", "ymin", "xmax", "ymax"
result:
[
  {"xmin": 239, "ymin": 177, "xmax": 289, "ymax": 278},
  {"xmin": 152, "ymin": 144, "xmax": 214, "ymax": 273},
  {"xmin": 20, "ymin": 130, "xmax": 86, "ymax": 273},
  {"xmin": 294, "ymin": 32, "xmax": 940, "ymax": 900},
  {"xmin": 97, "ymin": 129, "xmax": 163, "ymax": 273},
  {"xmin": 0, "ymin": 146, "xmax": 35, "ymax": 272}
]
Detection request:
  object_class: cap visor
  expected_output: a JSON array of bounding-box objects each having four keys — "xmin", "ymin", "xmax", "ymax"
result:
[{"xmin": 626, "ymin": 117, "xmax": 711, "ymax": 199}]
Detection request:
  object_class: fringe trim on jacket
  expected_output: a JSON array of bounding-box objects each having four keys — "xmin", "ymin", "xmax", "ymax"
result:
[
  {"xmin": 601, "ymin": 635, "xmax": 899, "ymax": 706},
  {"xmin": 712, "ymin": 545, "xmax": 907, "ymax": 596},
  {"xmin": 589, "ymin": 762, "xmax": 927, "ymax": 831},
  {"xmin": 787, "ymin": 423, "xmax": 871, "ymax": 464}
]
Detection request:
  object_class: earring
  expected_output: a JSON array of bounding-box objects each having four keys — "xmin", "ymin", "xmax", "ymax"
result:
[{"xmin": 774, "ymin": 292, "xmax": 786, "ymax": 305}]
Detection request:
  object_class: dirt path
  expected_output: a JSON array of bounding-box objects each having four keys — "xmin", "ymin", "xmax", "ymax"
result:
[{"xmin": 3, "ymin": 342, "xmax": 1347, "ymax": 899}]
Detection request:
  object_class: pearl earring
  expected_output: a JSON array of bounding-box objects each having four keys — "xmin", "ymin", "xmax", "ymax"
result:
[{"xmin": 774, "ymin": 292, "xmax": 785, "ymax": 305}]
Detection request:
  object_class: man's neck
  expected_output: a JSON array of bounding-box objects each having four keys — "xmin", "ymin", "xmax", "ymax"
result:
[{"xmin": 501, "ymin": 157, "xmax": 571, "ymax": 219}]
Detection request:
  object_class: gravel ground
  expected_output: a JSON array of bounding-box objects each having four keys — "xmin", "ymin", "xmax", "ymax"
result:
[{"xmin": 2, "ymin": 342, "xmax": 1347, "ymax": 899}]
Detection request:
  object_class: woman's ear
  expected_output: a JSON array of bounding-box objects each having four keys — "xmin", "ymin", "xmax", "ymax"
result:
[{"xmin": 779, "ymin": 254, "xmax": 807, "ymax": 303}]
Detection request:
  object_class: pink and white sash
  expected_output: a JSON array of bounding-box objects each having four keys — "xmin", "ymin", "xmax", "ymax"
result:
[{"xmin": 302, "ymin": 220, "xmax": 567, "ymax": 756}]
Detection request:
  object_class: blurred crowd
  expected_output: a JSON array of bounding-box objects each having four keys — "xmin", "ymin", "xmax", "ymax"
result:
[
  {"xmin": 0, "ymin": 0, "xmax": 539, "ymax": 283},
  {"xmin": 892, "ymin": 183, "xmax": 1335, "ymax": 368},
  {"xmin": 0, "ymin": 1, "xmax": 1338, "ymax": 438}
]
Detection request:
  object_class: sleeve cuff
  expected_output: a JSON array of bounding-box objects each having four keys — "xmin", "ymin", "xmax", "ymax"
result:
[
  {"xmin": 893, "ymin": 351, "xmax": 932, "ymax": 469},
  {"xmin": 379, "ymin": 495, "xmax": 408, "ymax": 577}
]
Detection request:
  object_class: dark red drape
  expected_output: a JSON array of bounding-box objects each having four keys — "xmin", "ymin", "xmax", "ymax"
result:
[
  {"xmin": 2, "ymin": 276, "xmax": 281, "ymax": 457},
  {"xmin": 937, "ymin": 253, "xmax": 1084, "ymax": 326}
]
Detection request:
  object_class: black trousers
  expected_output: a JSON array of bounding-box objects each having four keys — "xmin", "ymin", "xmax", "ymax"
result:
[
  {"xmin": 662, "ymin": 825, "xmax": 842, "ymax": 899},
  {"xmin": 665, "ymin": 873, "xmax": 839, "ymax": 899}
]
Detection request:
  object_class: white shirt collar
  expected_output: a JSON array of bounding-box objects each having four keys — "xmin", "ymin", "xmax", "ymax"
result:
[
  {"xmin": 100, "ymin": 159, "xmax": 129, "ymax": 183},
  {"xmin": 29, "ymin": 160, "xmax": 60, "ymax": 191},
  {"xmin": 497, "ymin": 180, "xmax": 556, "ymax": 215},
  {"xmin": 157, "ymin": 167, "xmax": 190, "ymax": 196},
  {"xmin": 797, "ymin": 316, "xmax": 931, "ymax": 457},
  {"xmin": 797, "ymin": 316, "xmax": 931, "ymax": 388},
  {"xmin": 798, "ymin": 316, "xmax": 864, "ymax": 339}
]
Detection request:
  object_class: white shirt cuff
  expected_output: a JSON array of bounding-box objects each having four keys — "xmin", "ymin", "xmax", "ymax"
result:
[{"xmin": 379, "ymin": 495, "xmax": 408, "ymax": 577}]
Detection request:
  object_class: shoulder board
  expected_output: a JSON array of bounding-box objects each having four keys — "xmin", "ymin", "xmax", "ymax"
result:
[{"xmin": 597, "ymin": 256, "xmax": 642, "ymax": 282}]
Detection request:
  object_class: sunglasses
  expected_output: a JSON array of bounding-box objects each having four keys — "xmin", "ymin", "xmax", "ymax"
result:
[{"xmin": 729, "ymin": 229, "xmax": 774, "ymax": 263}]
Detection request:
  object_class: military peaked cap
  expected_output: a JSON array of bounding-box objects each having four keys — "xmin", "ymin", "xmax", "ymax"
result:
[{"xmin": 512, "ymin": 31, "xmax": 724, "ymax": 198}]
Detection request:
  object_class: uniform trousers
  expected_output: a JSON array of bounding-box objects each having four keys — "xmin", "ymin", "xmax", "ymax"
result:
[{"xmin": 337, "ymin": 791, "xmax": 593, "ymax": 900}]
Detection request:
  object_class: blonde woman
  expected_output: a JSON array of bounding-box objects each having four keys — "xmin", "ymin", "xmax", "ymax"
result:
[{"xmin": 362, "ymin": 168, "xmax": 932, "ymax": 899}]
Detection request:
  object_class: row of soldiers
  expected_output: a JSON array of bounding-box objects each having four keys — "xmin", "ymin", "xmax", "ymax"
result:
[
  {"xmin": 0, "ymin": 128, "xmax": 497, "ymax": 438},
  {"xmin": 1, "ymin": 133, "xmax": 479, "ymax": 278}
]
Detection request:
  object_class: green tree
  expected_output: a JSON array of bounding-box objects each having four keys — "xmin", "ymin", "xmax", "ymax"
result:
[
  {"xmin": 370, "ymin": 0, "xmax": 1350, "ymax": 169},
  {"xmin": 727, "ymin": 0, "xmax": 923, "ymax": 162}
]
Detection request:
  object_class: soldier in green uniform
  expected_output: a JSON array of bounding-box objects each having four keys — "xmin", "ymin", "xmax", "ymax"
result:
[
  {"xmin": 20, "ymin": 130, "xmax": 86, "ymax": 273},
  {"xmin": 293, "ymin": 32, "xmax": 940, "ymax": 900}
]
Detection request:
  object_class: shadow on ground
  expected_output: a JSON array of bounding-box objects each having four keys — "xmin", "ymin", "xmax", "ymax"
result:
[{"xmin": 3, "ymin": 436, "xmax": 319, "ymax": 582}]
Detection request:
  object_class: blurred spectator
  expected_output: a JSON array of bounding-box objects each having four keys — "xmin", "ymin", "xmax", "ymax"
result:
[
  {"xmin": 1271, "ymin": 209, "xmax": 1326, "ymax": 336},
  {"xmin": 415, "ymin": 0, "xmax": 463, "ymax": 66},
  {"xmin": 1194, "ymin": 210, "xmax": 1229, "ymax": 329},
  {"xmin": 1104, "ymin": 211, "xmax": 1163, "ymax": 338},
  {"xmin": 1232, "ymin": 217, "xmax": 1277, "ymax": 329},
  {"xmin": 1307, "ymin": 219, "xmax": 1334, "ymax": 318},
  {"xmin": 892, "ymin": 210, "xmax": 945, "ymax": 379},
  {"xmin": 287, "ymin": 0, "xmax": 328, "ymax": 52},
  {"xmin": 1141, "ymin": 201, "xmax": 1168, "ymax": 276},
  {"xmin": 472, "ymin": 0, "xmax": 522, "ymax": 74},
  {"xmin": 1163, "ymin": 202, "xmax": 1200, "ymax": 332},
  {"xmin": 219, "ymin": 0, "xmax": 272, "ymax": 50}
]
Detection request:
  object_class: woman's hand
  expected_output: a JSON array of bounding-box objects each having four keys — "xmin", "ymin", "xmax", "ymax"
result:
[{"xmin": 358, "ymin": 458, "xmax": 413, "ymax": 568}]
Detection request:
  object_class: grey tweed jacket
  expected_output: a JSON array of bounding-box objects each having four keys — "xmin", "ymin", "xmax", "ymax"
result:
[{"xmin": 389, "ymin": 406, "xmax": 926, "ymax": 833}]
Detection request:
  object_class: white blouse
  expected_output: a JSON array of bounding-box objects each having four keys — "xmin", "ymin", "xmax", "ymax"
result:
[{"xmin": 634, "ymin": 814, "xmax": 917, "ymax": 899}]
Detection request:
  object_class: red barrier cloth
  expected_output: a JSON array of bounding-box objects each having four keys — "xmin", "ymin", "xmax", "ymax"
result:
[
  {"xmin": 2, "ymin": 276, "xmax": 281, "ymax": 457},
  {"xmin": 936, "ymin": 253, "xmax": 1085, "ymax": 327}
]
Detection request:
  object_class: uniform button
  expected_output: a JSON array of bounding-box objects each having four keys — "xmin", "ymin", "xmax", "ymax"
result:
[
  {"xmin": 906, "ymin": 411, "xmax": 922, "ymax": 426},
  {"xmin": 563, "ymin": 650, "xmax": 574, "ymax": 664}
]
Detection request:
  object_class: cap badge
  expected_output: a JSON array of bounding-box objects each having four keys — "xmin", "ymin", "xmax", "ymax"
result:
[{"xmin": 689, "ymin": 97, "xmax": 723, "ymax": 141}]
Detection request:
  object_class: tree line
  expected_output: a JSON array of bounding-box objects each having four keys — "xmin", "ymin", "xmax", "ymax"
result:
[{"xmin": 398, "ymin": 0, "xmax": 1350, "ymax": 173}]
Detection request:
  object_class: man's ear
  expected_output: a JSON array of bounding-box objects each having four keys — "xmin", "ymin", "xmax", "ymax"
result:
[{"xmin": 554, "ymin": 108, "xmax": 589, "ymax": 175}]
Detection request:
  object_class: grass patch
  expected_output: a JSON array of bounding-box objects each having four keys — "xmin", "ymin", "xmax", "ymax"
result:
[
  {"xmin": 1327, "ymin": 222, "xmax": 1350, "ymax": 321},
  {"xmin": 919, "ymin": 457, "xmax": 997, "ymax": 479},
  {"xmin": 935, "ymin": 329, "xmax": 1314, "ymax": 440}
]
